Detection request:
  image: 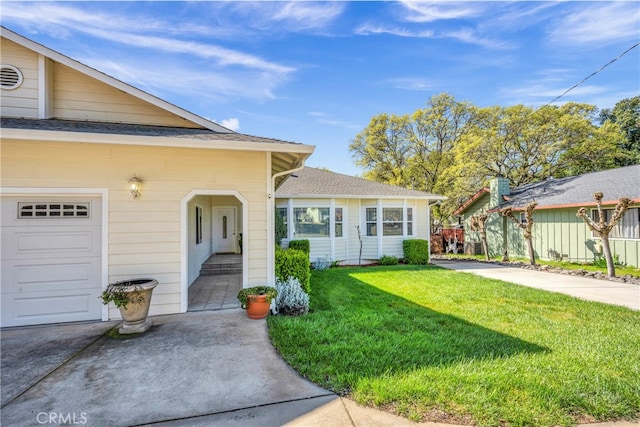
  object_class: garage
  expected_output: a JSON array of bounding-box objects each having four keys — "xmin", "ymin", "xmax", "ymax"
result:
[{"xmin": 1, "ymin": 196, "xmax": 103, "ymax": 327}]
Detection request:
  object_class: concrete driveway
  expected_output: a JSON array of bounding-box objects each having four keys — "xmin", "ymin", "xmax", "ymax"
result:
[
  {"xmin": 1, "ymin": 309, "xmax": 435, "ymax": 427},
  {"xmin": 432, "ymin": 259, "xmax": 639, "ymax": 310}
]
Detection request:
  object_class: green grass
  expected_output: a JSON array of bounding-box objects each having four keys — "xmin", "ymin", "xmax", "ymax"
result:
[
  {"xmin": 439, "ymin": 253, "xmax": 640, "ymax": 278},
  {"xmin": 267, "ymin": 265, "xmax": 640, "ymax": 426}
]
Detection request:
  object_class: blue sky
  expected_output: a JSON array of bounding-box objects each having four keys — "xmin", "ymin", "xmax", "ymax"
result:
[{"xmin": 2, "ymin": 1, "xmax": 639, "ymax": 176}]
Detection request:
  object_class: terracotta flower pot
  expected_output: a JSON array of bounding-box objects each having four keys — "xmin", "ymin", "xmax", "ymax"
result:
[{"xmin": 245, "ymin": 294, "xmax": 271, "ymax": 319}]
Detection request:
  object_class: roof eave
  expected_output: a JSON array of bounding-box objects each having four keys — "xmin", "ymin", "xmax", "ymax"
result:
[
  {"xmin": 275, "ymin": 193, "xmax": 447, "ymax": 200},
  {"xmin": 1, "ymin": 128, "xmax": 315, "ymax": 154}
]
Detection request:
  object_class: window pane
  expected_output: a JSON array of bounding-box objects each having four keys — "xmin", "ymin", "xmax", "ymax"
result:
[
  {"xmin": 407, "ymin": 222, "xmax": 413, "ymax": 236},
  {"xmin": 294, "ymin": 207, "xmax": 330, "ymax": 237},
  {"xmin": 366, "ymin": 208, "xmax": 377, "ymax": 221},
  {"xmin": 366, "ymin": 223, "xmax": 377, "ymax": 236},
  {"xmin": 407, "ymin": 207, "xmax": 413, "ymax": 221},
  {"xmin": 335, "ymin": 223, "xmax": 343, "ymax": 237},
  {"xmin": 383, "ymin": 222, "xmax": 403, "ymax": 236},
  {"xmin": 335, "ymin": 207, "xmax": 343, "ymax": 222},
  {"xmin": 383, "ymin": 208, "xmax": 403, "ymax": 222}
]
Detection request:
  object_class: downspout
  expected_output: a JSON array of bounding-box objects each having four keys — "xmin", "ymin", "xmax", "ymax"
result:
[{"xmin": 267, "ymin": 161, "xmax": 307, "ymax": 285}]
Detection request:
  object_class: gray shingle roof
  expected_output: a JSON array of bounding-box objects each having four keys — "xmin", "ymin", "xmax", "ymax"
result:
[
  {"xmin": 504, "ymin": 165, "xmax": 640, "ymax": 209},
  {"xmin": 0, "ymin": 118, "xmax": 303, "ymax": 146},
  {"xmin": 275, "ymin": 167, "xmax": 445, "ymax": 199}
]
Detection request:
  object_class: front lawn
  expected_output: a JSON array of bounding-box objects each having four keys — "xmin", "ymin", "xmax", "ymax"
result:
[{"xmin": 267, "ymin": 265, "xmax": 640, "ymax": 426}]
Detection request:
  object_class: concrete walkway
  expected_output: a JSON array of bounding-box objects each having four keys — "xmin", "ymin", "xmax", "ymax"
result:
[
  {"xmin": 0, "ymin": 310, "xmax": 450, "ymax": 427},
  {"xmin": 432, "ymin": 259, "xmax": 639, "ymax": 310},
  {"xmin": 2, "ymin": 271, "xmax": 639, "ymax": 426}
]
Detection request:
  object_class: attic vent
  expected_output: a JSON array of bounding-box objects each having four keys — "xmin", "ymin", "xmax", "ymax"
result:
[{"xmin": 1, "ymin": 65, "xmax": 23, "ymax": 90}]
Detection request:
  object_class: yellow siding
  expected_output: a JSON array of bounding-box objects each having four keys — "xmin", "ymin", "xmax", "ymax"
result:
[
  {"xmin": 52, "ymin": 63, "xmax": 200, "ymax": 127},
  {"xmin": 1, "ymin": 139, "xmax": 269, "ymax": 316},
  {"xmin": 1, "ymin": 39, "xmax": 39, "ymax": 118}
]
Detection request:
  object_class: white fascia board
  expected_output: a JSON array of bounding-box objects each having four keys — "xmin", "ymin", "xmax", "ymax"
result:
[
  {"xmin": 275, "ymin": 194, "xmax": 447, "ymax": 201},
  {"xmin": 1, "ymin": 27, "xmax": 232, "ymax": 134},
  {"xmin": 1, "ymin": 128, "xmax": 316, "ymax": 155}
]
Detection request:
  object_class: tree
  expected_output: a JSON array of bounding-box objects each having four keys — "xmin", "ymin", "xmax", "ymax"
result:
[
  {"xmin": 576, "ymin": 193, "xmax": 631, "ymax": 277},
  {"xmin": 350, "ymin": 93, "xmax": 474, "ymax": 221},
  {"xmin": 599, "ymin": 96, "xmax": 640, "ymax": 166},
  {"xmin": 349, "ymin": 113, "xmax": 412, "ymax": 187},
  {"xmin": 502, "ymin": 201, "xmax": 538, "ymax": 265},
  {"xmin": 469, "ymin": 213, "xmax": 489, "ymax": 261}
]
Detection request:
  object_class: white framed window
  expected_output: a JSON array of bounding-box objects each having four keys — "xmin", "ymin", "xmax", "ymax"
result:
[
  {"xmin": 364, "ymin": 206, "xmax": 413, "ymax": 237},
  {"xmin": 591, "ymin": 208, "xmax": 640, "ymax": 239},
  {"xmin": 195, "ymin": 206, "xmax": 203, "ymax": 244},
  {"xmin": 335, "ymin": 207, "xmax": 344, "ymax": 238},
  {"xmin": 365, "ymin": 207, "xmax": 377, "ymax": 236},
  {"xmin": 519, "ymin": 212, "xmax": 527, "ymax": 224},
  {"xmin": 276, "ymin": 207, "xmax": 288, "ymax": 236},
  {"xmin": 18, "ymin": 202, "xmax": 90, "ymax": 218},
  {"xmin": 407, "ymin": 207, "xmax": 414, "ymax": 236},
  {"xmin": 383, "ymin": 208, "xmax": 403, "ymax": 236},
  {"xmin": 294, "ymin": 207, "xmax": 330, "ymax": 238}
]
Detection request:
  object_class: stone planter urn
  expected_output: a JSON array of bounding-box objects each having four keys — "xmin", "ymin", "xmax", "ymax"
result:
[{"xmin": 101, "ymin": 278, "xmax": 159, "ymax": 334}]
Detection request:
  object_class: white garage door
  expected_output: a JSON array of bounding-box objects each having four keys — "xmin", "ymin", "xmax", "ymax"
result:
[{"xmin": 1, "ymin": 196, "xmax": 103, "ymax": 327}]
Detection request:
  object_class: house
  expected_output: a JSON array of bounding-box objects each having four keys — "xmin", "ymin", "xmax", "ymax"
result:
[
  {"xmin": 0, "ymin": 27, "xmax": 314, "ymax": 327},
  {"xmin": 275, "ymin": 167, "xmax": 446, "ymax": 264},
  {"xmin": 454, "ymin": 165, "xmax": 640, "ymax": 267}
]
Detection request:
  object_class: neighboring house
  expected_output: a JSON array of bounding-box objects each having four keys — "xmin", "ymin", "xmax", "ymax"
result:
[
  {"xmin": 0, "ymin": 27, "xmax": 314, "ymax": 327},
  {"xmin": 455, "ymin": 165, "xmax": 640, "ymax": 267},
  {"xmin": 275, "ymin": 167, "xmax": 446, "ymax": 264}
]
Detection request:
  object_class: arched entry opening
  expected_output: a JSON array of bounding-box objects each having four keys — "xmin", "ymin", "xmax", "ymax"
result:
[{"xmin": 181, "ymin": 191, "xmax": 248, "ymax": 312}]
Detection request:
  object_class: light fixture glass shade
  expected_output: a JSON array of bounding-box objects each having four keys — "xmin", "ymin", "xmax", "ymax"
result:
[{"xmin": 128, "ymin": 176, "xmax": 142, "ymax": 199}]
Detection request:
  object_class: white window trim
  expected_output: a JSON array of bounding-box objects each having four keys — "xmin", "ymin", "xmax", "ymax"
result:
[{"xmin": 589, "ymin": 207, "xmax": 640, "ymax": 241}]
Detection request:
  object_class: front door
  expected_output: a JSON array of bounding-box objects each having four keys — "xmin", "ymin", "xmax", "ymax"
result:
[{"xmin": 213, "ymin": 207, "xmax": 236, "ymax": 253}]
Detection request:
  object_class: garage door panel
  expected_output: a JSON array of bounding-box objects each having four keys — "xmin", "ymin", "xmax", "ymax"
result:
[
  {"xmin": 1, "ymin": 291, "xmax": 102, "ymax": 327},
  {"xmin": 2, "ymin": 259, "xmax": 100, "ymax": 293},
  {"xmin": 2, "ymin": 228, "xmax": 101, "ymax": 260}
]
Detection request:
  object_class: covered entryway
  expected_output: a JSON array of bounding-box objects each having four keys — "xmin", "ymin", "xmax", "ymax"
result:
[
  {"xmin": 1, "ymin": 196, "xmax": 103, "ymax": 327},
  {"xmin": 183, "ymin": 191, "xmax": 247, "ymax": 312}
]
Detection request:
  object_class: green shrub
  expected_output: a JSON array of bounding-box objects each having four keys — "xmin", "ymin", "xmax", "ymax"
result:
[
  {"xmin": 288, "ymin": 239, "xmax": 310, "ymax": 255},
  {"xmin": 379, "ymin": 255, "xmax": 399, "ymax": 266},
  {"xmin": 275, "ymin": 248, "xmax": 311, "ymax": 293},
  {"xmin": 403, "ymin": 239, "xmax": 429, "ymax": 265}
]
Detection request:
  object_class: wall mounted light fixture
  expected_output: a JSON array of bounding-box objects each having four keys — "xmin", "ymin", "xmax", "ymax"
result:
[{"xmin": 128, "ymin": 176, "xmax": 142, "ymax": 200}]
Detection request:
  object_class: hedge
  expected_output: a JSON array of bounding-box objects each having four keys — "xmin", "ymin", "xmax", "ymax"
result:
[
  {"xmin": 403, "ymin": 239, "xmax": 429, "ymax": 265},
  {"xmin": 275, "ymin": 247, "xmax": 311, "ymax": 293},
  {"xmin": 288, "ymin": 239, "xmax": 310, "ymax": 255}
]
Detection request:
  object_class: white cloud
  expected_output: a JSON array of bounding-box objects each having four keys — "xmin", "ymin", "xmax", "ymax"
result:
[
  {"xmin": 219, "ymin": 118, "xmax": 241, "ymax": 131},
  {"xmin": 387, "ymin": 77, "xmax": 437, "ymax": 91},
  {"xmin": 307, "ymin": 111, "xmax": 360, "ymax": 131},
  {"xmin": 548, "ymin": 3, "xmax": 640, "ymax": 45},
  {"xmin": 271, "ymin": 2, "xmax": 345, "ymax": 30},
  {"xmin": 399, "ymin": 1, "xmax": 484, "ymax": 23},
  {"xmin": 221, "ymin": 1, "xmax": 344, "ymax": 33},
  {"xmin": 1, "ymin": 2, "xmax": 295, "ymax": 103},
  {"xmin": 355, "ymin": 23, "xmax": 433, "ymax": 38}
]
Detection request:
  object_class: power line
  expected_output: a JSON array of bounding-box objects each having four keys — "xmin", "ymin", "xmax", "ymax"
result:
[{"xmin": 544, "ymin": 41, "xmax": 640, "ymax": 107}]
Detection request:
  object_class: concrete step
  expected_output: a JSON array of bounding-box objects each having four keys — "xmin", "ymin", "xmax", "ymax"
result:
[{"xmin": 200, "ymin": 263, "xmax": 242, "ymax": 276}]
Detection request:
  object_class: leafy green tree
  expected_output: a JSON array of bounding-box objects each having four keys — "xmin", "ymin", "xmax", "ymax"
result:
[
  {"xmin": 349, "ymin": 113, "xmax": 412, "ymax": 186},
  {"xmin": 446, "ymin": 103, "xmax": 628, "ymax": 194},
  {"xmin": 350, "ymin": 93, "xmax": 474, "ymax": 221},
  {"xmin": 599, "ymin": 96, "xmax": 640, "ymax": 166}
]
